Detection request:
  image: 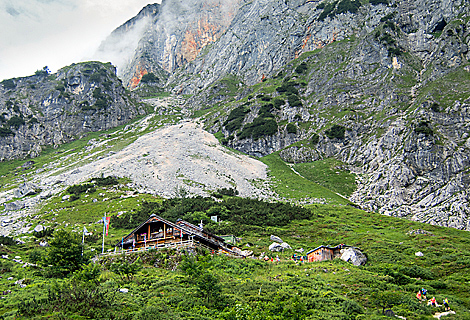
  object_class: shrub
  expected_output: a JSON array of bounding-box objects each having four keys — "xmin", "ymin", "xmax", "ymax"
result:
[
  {"xmin": 45, "ymin": 229, "xmax": 86, "ymax": 277},
  {"xmin": 431, "ymin": 102, "xmax": 440, "ymax": 112},
  {"xmin": 0, "ymin": 127, "xmax": 14, "ymax": 137},
  {"xmin": 141, "ymin": 73, "xmax": 158, "ymax": 83},
  {"xmin": 224, "ymin": 106, "xmax": 250, "ymax": 132},
  {"xmin": 33, "ymin": 227, "xmax": 54, "ymax": 239},
  {"xmin": 239, "ymin": 117, "xmax": 278, "ymax": 140},
  {"xmin": 295, "ymin": 62, "xmax": 308, "ymax": 74},
  {"xmin": 273, "ymin": 98, "xmax": 285, "ymax": 109},
  {"xmin": 276, "ymin": 81, "xmax": 299, "ymax": 95},
  {"xmin": 311, "ymin": 133, "xmax": 320, "ymax": 145},
  {"xmin": 325, "ymin": 124, "xmax": 346, "ymax": 139},
  {"xmin": 286, "ymin": 123, "xmax": 297, "ymax": 134},
  {"xmin": 414, "ymin": 121, "xmax": 433, "ymax": 136},
  {"xmin": 0, "ymin": 235, "xmax": 16, "ymax": 246},
  {"xmin": 215, "ymin": 188, "xmax": 239, "ymax": 197},
  {"xmin": 287, "ymin": 94, "xmax": 303, "ymax": 107},
  {"xmin": 93, "ymin": 176, "xmax": 119, "ymax": 187},
  {"xmin": 1, "ymin": 79, "xmax": 16, "ymax": 89},
  {"xmin": 370, "ymin": 0, "xmax": 388, "ymax": 5},
  {"xmin": 7, "ymin": 116, "xmax": 25, "ymax": 129},
  {"xmin": 67, "ymin": 183, "xmax": 95, "ymax": 195}
]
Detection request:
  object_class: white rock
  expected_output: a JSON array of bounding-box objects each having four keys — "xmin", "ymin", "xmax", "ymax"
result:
[
  {"xmin": 34, "ymin": 225, "xmax": 44, "ymax": 233},
  {"xmin": 295, "ymin": 248, "xmax": 304, "ymax": 253},
  {"xmin": 415, "ymin": 252, "xmax": 424, "ymax": 257},
  {"xmin": 280, "ymin": 242, "xmax": 292, "ymax": 250},
  {"xmin": 340, "ymin": 248, "xmax": 367, "ymax": 266},
  {"xmin": 119, "ymin": 288, "xmax": 129, "ymax": 293},
  {"xmin": 270, "ymin": 235, "xmax": 283, "ymax": 243},
  {"xmin": 269, "ymin": 242, "xmax": 284, "ymax": 252},
  {"xmin": 62, "ymin": 195, "xmax": 70, "ymax": 201}
]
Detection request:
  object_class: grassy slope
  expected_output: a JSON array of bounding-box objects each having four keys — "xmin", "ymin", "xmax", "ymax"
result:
[
  {"xmin": 260, "ymin": 152, "xmax": 350, "ymax": 204},
  {"xmin": 1, "ymin": 202, "xmax": 470, "ymax": 319}
]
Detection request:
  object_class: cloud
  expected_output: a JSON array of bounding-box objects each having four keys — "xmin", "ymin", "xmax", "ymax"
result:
[{"xmin": 0, "ymin": 0, "xmax": 160, "ymax": 81}]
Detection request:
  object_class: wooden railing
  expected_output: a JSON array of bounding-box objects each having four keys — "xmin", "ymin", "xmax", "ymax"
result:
[{"xmin": 99, "ymin": 239, "xmax": 241, "ymax": 258}]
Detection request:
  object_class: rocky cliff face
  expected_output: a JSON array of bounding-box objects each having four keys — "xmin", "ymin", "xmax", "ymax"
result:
[
  {"xmin": 98, "ymin": 0, "xmax": 242, "ymax": 89},
  {"xmin": 158, "ymin": 0, "xmax": 470, "ymax": 229},
  {"xmin": 0, "ymin": 62, "xmax": 145, "ymax": 161}
]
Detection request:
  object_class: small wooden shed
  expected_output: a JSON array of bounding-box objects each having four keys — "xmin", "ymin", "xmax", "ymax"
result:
[{"xmin": 306, "ymin": 244, "xmax": 346, "ymax": 262}]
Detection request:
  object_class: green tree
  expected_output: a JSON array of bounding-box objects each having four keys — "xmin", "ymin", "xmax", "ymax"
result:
[{"xmin": 45, "ymin": 229, "xmax": 86, "ymax": 277}]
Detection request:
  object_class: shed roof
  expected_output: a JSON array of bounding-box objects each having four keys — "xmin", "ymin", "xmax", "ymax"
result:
[{"xmin": 306, "ymin": 244, "xmax": 346, "ymax": 256}]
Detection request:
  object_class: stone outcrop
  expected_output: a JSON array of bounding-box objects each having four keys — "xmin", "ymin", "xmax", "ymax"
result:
[
  {"xmin": 340, "ymin": 247, "xmax": 367, "ymax": 266},
  {"xmin": 0, "ymin": 61, "xmax": 145, "ymax": 160},
  {"xmin": 98, "ymin": 0, "xmax": 242, "ymax": 89}
]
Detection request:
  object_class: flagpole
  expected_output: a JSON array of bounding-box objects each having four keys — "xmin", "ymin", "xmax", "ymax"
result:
[
  {"xmin": 82, "ymin": 226, "xmax": 85, "ymax": 256},
  {"xmin": 102, "ymin": 215, "xmax": 105, "ymax": 254}
]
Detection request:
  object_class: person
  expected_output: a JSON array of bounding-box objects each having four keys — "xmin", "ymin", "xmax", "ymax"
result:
[
  {"xmin": 416, "ymin": 290, "xmax": 422, "ymax": 301},
  {"xmin": 421, "ymin": 288, "xmax": 427, "ymax": 300},
  {"xmin": 443, "ymin": 298, "xmax": 449, "ymax": 311},
  {"xmin": 276, "ymin": 255, "xmax": 280, "ymax": 263},
  {"xmin": 430, "ymin": 296, "xmax": 436, "ymax": 307}
]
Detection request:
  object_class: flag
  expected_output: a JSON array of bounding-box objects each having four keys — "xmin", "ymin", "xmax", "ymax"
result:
[
  {"xmin": 132, "ymin": 237, "xmax": 135, "ymax": 248},
  {"xmin": 103, "ymin": 216, "xmax": 110, "ymax": 236},
  {"xmin": 83, "ymin": 226, "xmax": 88, "ymax": 234},
  {"xmin": 180, "ymin": 228, "xmax": 183, "ymax": 238}
]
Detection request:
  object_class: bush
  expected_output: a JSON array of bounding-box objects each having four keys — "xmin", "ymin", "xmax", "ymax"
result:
[
  {"xmin": 370, "ymin": 0, "xmax": 388, "ymax": 5},
  {"xmin": 45, "ymin": 230, "xmax": 86, "ymax": 277},
  {"xmin": 33, "ymin": 227, "xmax": 54, "ymax": 239},
  {"xmin": 311, "ymin": 133, "xmax": 320, "ymax": 145},
  {"xmin": 273, "ymin": 98, "xmax": 285, "ymax": 109},
  {"xmin": 224, "ymin": 106, "xmax": 250, "ymax": 132},
  {"xmin": 141, "ymin": 73, "xmax": 158, "ymax": 83},
  {"xmin": 287, "ymin": 94, "xmax": 302, "ymax": 107},
  {"xmin": 67, "ymin": 183, "xmax": 95, "ymax": 195},
  {"xmin": 414, "ymin": 121, "xmax": 433, "ymax": 136},
  {"xmin": 276, "ymin": 81, "xmax": 299, "ymax": 95},
  {"xmin": 0, "ymin": 235, "xmax": 16, "ymax": 246},
  {"xmin": 431, "ymin": 102, "xmax": 440, "ymax": 112},
  {"xmin": 295, "ymin": 62, "xmax": 308, "ymax": 74},
  {"xmin": 325, "ymin": 124, "xmax": 346, "ymax": 139},
  {"xmin": 93, "ymin": 176, "xmax": 119, "ymax": 187},
  {"xmin": 239, "ymin": 117, "xmax": 278, "ymax": 140},
  {"xmin": 215, "ymin": 188, "xmax": 239, "ymax": 197},
  {"xmin": 286, "ymin": 123, "xmax": 297, "ymax": 134},
  {"xmin": 0, "ymin": 127, "xmax": 14, "ymax": 137},
  {"xmin": 7, "ymin": 116, "xmax": 25, "ymax": 129},
  {"xmin": 1, "ymin": 79, "xmax": 16, "ymax": 89}
]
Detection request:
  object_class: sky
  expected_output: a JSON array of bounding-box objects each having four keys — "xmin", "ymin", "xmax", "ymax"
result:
[{"xmin": 0, "ymin": 0, "xmax": 160, "ymax": 81}]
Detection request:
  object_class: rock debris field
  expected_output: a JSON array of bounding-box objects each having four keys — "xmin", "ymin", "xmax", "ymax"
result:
[
  {"xmin": 71, "ymin": 120, "xmax": 274, "ymax": 198},
  {"xmin": 0, "ymin": 119, "xmax": 275, "ymax": 235}
]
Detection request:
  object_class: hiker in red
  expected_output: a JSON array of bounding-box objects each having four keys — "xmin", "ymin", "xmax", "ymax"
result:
[
  {"xmin": 430, "ymin": 297, "xmax": 436, "ymax": 307},
  {"xmin": 416, "ymin": 291, "xmax": 422, "ymax": 301}
]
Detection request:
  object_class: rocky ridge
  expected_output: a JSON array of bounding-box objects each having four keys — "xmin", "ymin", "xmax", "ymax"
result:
[{"xmin": 0, "ymin": 62, "xmax": 145, "ymax": 161}]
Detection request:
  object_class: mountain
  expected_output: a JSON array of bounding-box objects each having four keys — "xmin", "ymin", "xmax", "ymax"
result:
[
  {"xmin": 1, "ymin": 0, "xmax": 470, "ymax": 231},
  {"xmin": 0, "ymin": 62, "xmax": 146, "ymax": 161},
  {"xmin": 135, "ymin": 0, "xmax": 469, "ymax": 230}
]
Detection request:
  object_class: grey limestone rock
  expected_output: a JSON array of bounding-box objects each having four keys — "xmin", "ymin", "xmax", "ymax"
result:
[
  {"xmin": 340, "ymin": 248, "xmax": 367, "ymax": 266},
  {"xmin": 270, "ymin": 235, "xmax": 283, "ymax": 243}
]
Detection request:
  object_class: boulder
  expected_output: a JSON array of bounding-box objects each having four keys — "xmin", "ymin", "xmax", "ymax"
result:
[
  {"xmin": 295, "ymin": 248, "xmax": 304, "ymax": 253},
  {"xmin": 14, "ymin": 183, "xmax": 39, "ymax": 198},
  {"xmin": 119, "ymin": 288, "xmax": 129, "ymax": 293},
  {"xmin": 269, "ymin": 242, "xmax": 284, "ymax": 252},
  {"xmin": 415, "ymin": 252, "xmax": 424, "ymax": 257},
  {"xmin": 340, "ymin": 247, "xmax": 367, "ymax": 266},
  {"xmin": 280, "ymin": 242, "xmax": 292, "ymax": 250},
  {"xmin": 39, "ymin": 241, "xmax": 49, "ymax": 247},
  {"xmin": 270, "ymin": 235, "xmax": 283, "ymax": 243},
  {"xmin": 62, "ymin": 195, "xmax": 70, "ymax": 201},
  {"xmin": 34, "ymin": 225, "xmax": 44, "ymax": 233},
  {"xmin": 4, "ymin": 201, "xmax": 25, "ymax": 211},
  {"xmin": 232, "ymin": 247, "xmax": 253, "ymax": 257}
]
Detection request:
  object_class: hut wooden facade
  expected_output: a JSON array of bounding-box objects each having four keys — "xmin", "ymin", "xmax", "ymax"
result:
[
  {"xmin": 116, "ymin": 214, "xmax": 234, "ymax": 255},
  {"xmin": 306, "ymin": 245, "xmax": 345, "ymax": 262}
]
